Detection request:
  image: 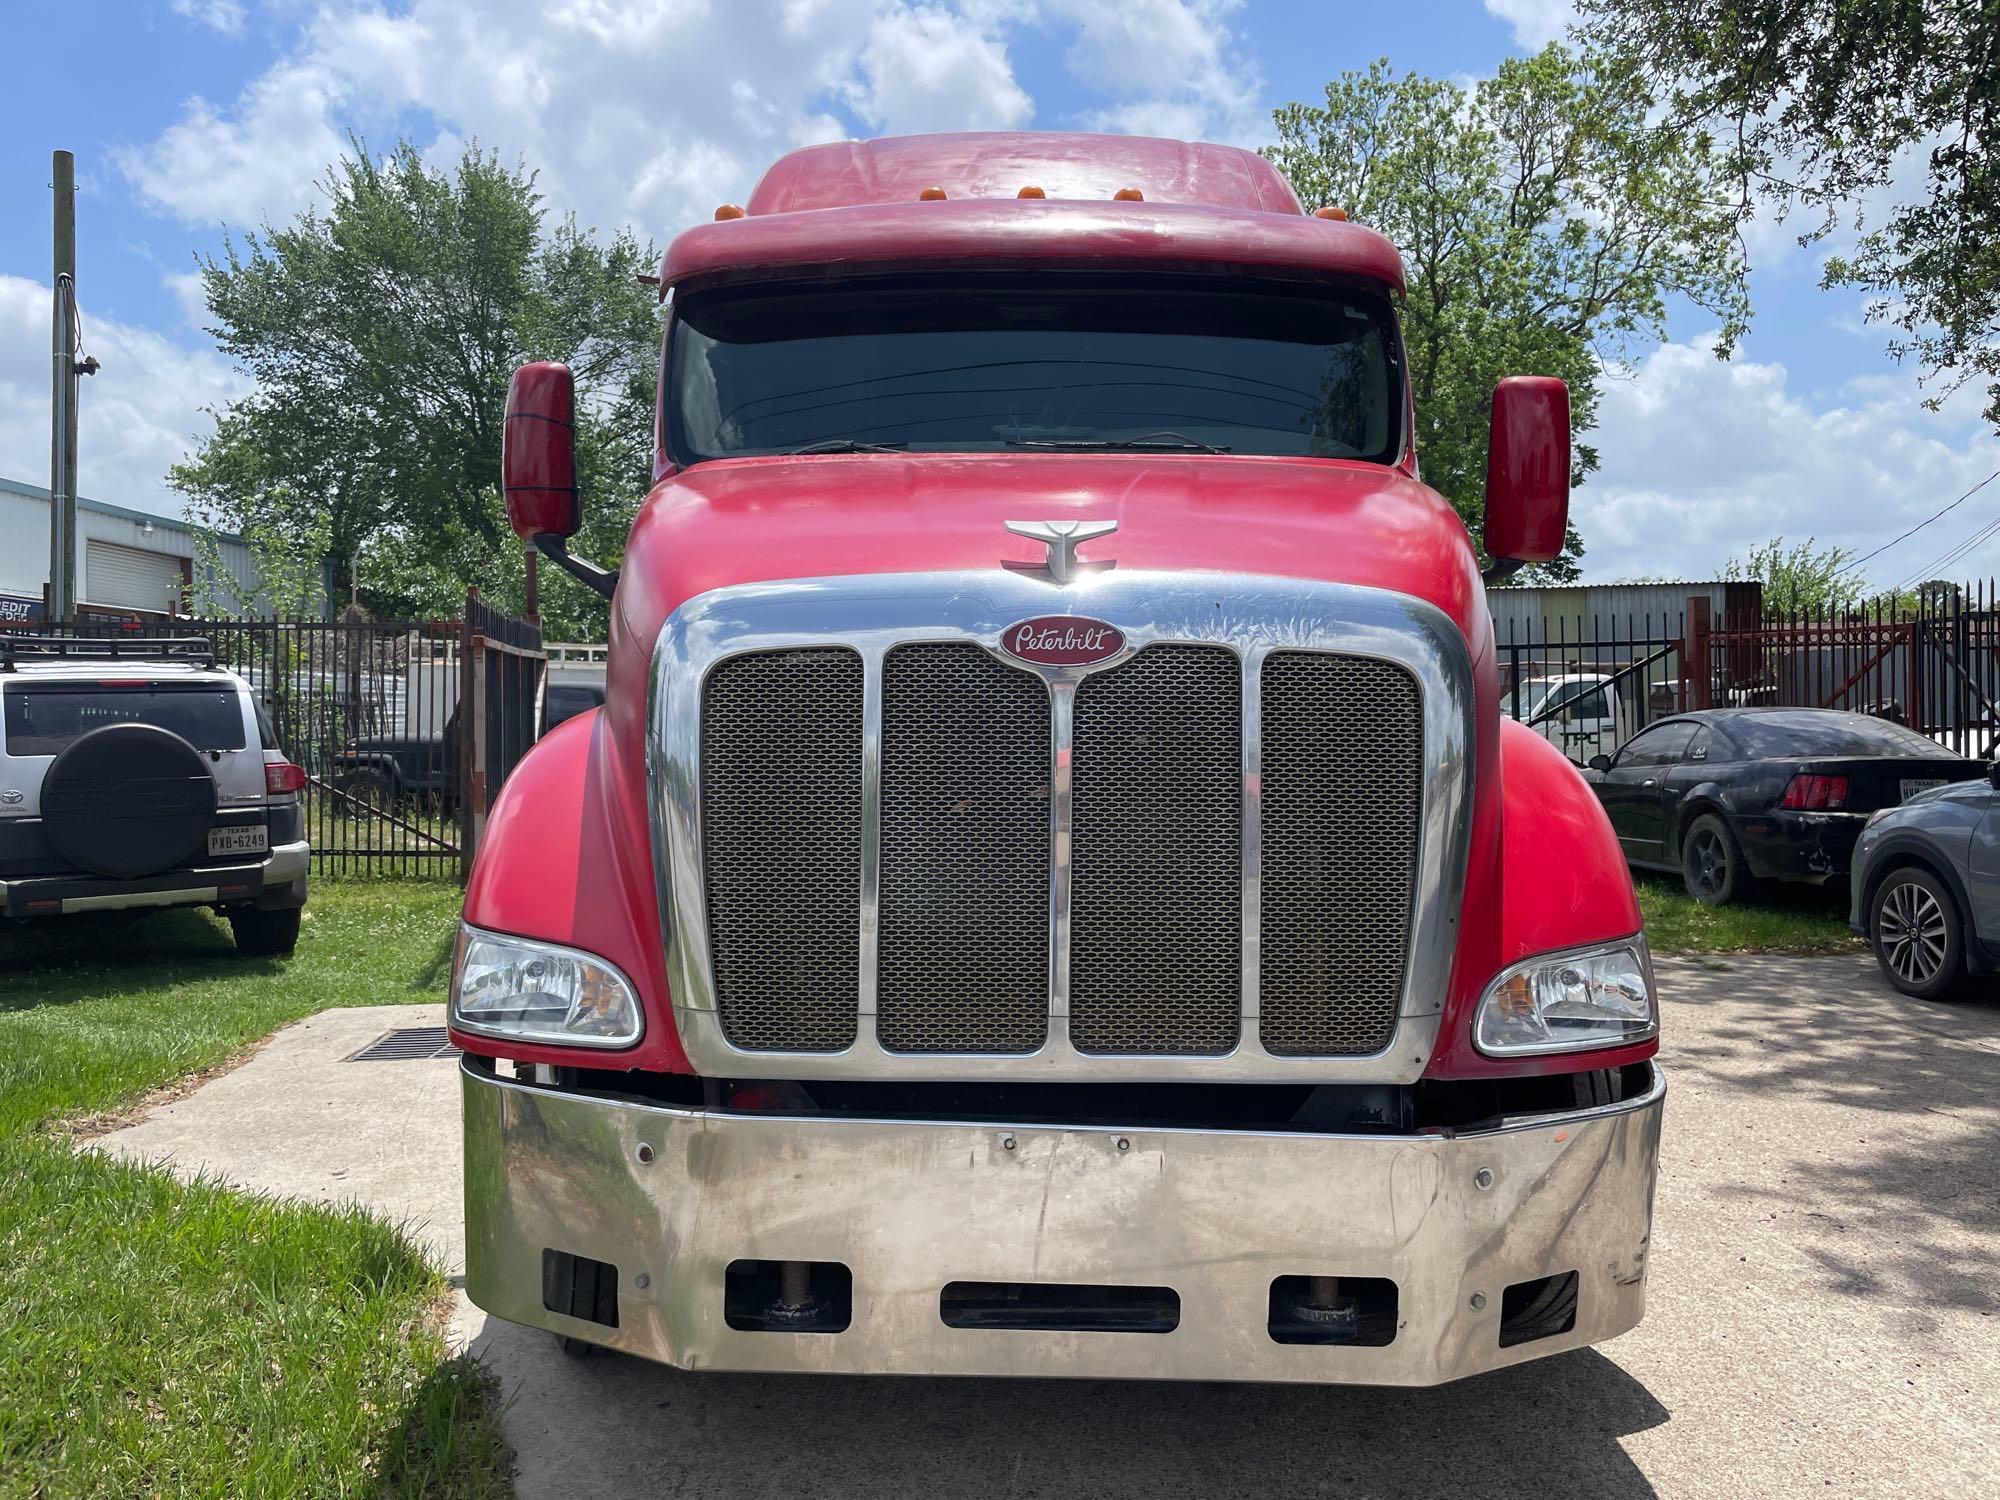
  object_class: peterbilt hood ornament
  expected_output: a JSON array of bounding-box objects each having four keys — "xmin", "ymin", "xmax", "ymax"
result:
[{"xmin": 1004, "ymin": 518, "xmax": 1117, "ymax": 585}]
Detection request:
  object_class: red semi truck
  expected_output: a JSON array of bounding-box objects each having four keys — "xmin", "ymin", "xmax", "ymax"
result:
[{"xmin": 448, "ymin": 131, "xmax": 1662, "ymax": 1384}]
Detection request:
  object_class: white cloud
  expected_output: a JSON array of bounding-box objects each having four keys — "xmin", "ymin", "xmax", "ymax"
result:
[
  {"xmin": 171, "ymin": 0, "xmax": 248, "ymax": 35},
  {"xmin": 118, "ymin": 0, "xmax": 1265, "ymax": 235},
  {"xmin": 849, "ymin": 7, "xmax": 1033, "ymax": 133},
  {"xmin": 0, "ymin": 276, "xmax": 247, "ymax": 518},
  {"xmin": 1483, "ymin": 0, "xmax": 1573, "ymax": 49},
  {"xmin": 1047, "ymin": 0, "xmax": 1263, "ymax": 144},
  {"xmin": 119, "ymin": 58, "xmax": 351, "ymax": 227},
  {"xmin": 1579, "ymin": 335, "xmax": 2000, "ymax": 589}
]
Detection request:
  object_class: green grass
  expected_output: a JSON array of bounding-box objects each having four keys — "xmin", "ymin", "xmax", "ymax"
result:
[
  {"xmin": 0, "ymin": 882, "xmax": 512, "ymax": 1499},
  {"xmin": 1635, "ymin": 871, "xmax": 1865, "ymax": 956}
]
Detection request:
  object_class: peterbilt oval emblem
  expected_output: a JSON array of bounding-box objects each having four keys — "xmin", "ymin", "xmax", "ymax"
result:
[{"xmin": 1000, "ymin": 616, "xmax": 1125, "ymax": 666}]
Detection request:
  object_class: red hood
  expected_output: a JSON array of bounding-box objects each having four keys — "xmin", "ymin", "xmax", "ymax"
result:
[{"xmin": 614, "ymin": 454, "xmax": 1487, "ymax": 651}]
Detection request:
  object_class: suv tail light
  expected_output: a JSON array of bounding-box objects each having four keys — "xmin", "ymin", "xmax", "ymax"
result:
[
  {"xmin": 1780, "ymin": 773, "xmax": 1848, "ymax": 810},
  {"xmin": 265, "ymin": 760, "xmax": 307, "ymax": 795}
]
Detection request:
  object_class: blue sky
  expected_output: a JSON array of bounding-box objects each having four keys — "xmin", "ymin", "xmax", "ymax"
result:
[{"xmin": 2, "ymin": 0, "xmax": 1995, "ymax": 588}]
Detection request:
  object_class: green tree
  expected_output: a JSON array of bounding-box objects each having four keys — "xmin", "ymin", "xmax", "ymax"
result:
[
  {"xmin": 1576, "ymin": 0, "xmax": 2000, "ymax": 427},
  {"xmin": 170, "ymin": 139, "xmax": 663, "ymax": 640},
  {"xmin": 1724, "ymin": 536, "xmax": 1869, "ymax": 616},
  {"xmin": 1266, "ymin": 48, "xmax": 1752, "ymax": 579}
]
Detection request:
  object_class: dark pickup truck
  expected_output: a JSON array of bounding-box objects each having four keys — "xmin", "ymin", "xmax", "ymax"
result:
[{"xmin": 332, "ymin": 671, "xmax": 603, "ymax": 807}]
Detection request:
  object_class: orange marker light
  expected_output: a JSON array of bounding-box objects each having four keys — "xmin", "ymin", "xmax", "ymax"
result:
[
  {"xmin": 1314, "ymin": 205, "xmax": 1348, "ymax": 221},
  {"xmin": 918, "ymin": 185, "xmax": 948, "ymax": 201},
  {"xmin": 714, "ymin": 203, "xmax": 746, "ymax": 221},
  {"xmin": 1113, "ymin": 187, "xmax": 1144, "ymax": 201},
  {"xmin": 1017, "ymin": 185, "xmax": 1046, "ymax": 199}
]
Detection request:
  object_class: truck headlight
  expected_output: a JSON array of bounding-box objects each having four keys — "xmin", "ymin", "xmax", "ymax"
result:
[
  {"xmin": 449, "ymin": 925, "xmax": 643, "ymax": 1048},
  {"xmin": 1473, "ymin": 937, "xmax": 1656, "ymax": 1056}
]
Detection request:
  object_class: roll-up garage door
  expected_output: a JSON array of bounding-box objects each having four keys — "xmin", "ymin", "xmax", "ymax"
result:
[{"xmin": 85, "ymin": 541, "xmax": 185, "ymax": 614}]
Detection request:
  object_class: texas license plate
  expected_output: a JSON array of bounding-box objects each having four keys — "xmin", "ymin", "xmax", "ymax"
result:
[
  {"xmin": 208, "ymin": 824, "xmax": 269, "ymax": 858},
  {"xmin": 1900, "ymin": 778, "xmax": 1947, "ymax": 802}
]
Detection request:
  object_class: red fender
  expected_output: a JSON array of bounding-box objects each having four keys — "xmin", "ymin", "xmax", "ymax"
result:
[
  {"xmin": 450, "ymin": 708, "xmax": 691, "ymax": 1072},
  {"xmin": 1424, "ymin": 717, "xmax": 1656, "ymax": 1079}
]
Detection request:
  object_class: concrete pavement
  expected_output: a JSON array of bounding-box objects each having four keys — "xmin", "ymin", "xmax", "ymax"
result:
[{"xmin": 94, "ymin": 954, "xmax": 2000, "ymax": 1498}]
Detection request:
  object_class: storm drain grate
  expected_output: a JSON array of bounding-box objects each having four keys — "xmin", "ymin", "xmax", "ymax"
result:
[{"xmin": 347, "ymin": 1026, "xmax": 457, "ymax": 1062}]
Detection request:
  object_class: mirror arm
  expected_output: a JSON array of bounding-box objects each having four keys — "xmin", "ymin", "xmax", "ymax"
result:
[
  {"xmin": 533, "ymin": 533, "xmax": 619, "ymax": 601},
  {"xmin": 1482, "ymin": 557, "xmax": 1526, "ymax": 585}
]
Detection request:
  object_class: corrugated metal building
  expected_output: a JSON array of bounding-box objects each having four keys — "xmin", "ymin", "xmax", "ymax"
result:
[
  {"xmin": 1486, "ymin": 579, "xmax": 1763, "ymax": 647},
  {"xmin": 0, "ymin": 476, "xmax": 291, "ymax": 620}
]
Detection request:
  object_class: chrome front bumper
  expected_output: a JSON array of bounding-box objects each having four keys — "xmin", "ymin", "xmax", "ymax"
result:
[{"xmin": 462, "ymin": 1059, "xmax": 1664, "ymax": 1385}]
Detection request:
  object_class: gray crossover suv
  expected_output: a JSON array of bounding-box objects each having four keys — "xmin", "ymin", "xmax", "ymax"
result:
[
  {"xmin": 1850, "ymin": 765, "xmax": 2000, "ymax": 1000},
  {"xmin": 0, "ymin": 635, "xmax": 310, "ymax": 954}
]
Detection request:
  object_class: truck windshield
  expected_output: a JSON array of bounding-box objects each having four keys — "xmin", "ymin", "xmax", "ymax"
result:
[{"xmin": 668, "ymin": 273, "xmax": 1402, "ymax": 463}]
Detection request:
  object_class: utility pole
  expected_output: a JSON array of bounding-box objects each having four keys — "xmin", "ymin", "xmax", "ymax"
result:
[{"xmin": 48, "ymin": 150, "xmax": 95, "ymax": 623}]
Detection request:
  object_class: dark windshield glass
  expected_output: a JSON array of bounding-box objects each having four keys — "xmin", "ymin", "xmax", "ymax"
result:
[
  {"xmin": 3, "ymin": 685, "xmax": 246, "ymax": 757},
  {"xmin": 1724, "ymin": 711, "xmax": 1952, "ymax": 758},
  {"xmin": 669, "ymin": 274, "xmax": 1402, "ymax": 462}
]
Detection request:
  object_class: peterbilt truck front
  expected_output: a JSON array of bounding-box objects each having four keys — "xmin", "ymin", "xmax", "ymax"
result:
[{"xmin": 447, "ymin": 131, "xmax": 1663, "ymax": 1385}]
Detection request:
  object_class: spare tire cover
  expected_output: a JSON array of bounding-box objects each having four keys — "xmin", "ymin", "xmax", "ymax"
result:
[{"xmin": 41, "ymin": 722, "xmax": 218, "ymax": 879}]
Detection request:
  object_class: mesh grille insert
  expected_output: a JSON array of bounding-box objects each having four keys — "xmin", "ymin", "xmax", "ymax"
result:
[
  {"xmin": 879, "ymin": 644, "xmax": 1051, "ymax": 1053},
  {"xmin": 701, "ymin": 648, "xmax": 862, "ymax": 1052},
  {"xmin": 1070, "ymin": 645, "xmax": 1242, "ymax": 1054},
  {"xmin": 1258, "ymin": 652, "xmax": 1420, "ymax": 1056}
]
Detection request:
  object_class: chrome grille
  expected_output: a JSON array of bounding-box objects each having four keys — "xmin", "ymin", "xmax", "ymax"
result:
[
  {"xmin": 1069, "ymin": 645, "xmax": 1242, "ymax": 1054},
  {"xmin": 667, "ymin": 571, "xmax": 1465, "ymax": 1082},
  {"xmin": 1258, "ymin": 651, "xmax": 1421, "ymax": 1056},
  {"xmin": 878, "ymin": 644, "xmax": 1051, "ymax": 1053},
  {"xmin": 700, "ymin": 648, "xmax": 861, "ymax": 1052}
]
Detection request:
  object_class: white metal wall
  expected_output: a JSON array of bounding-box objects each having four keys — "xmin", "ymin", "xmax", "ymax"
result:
[{"xmin": 0, "ymin": 477, "xmax": 283, "ymax": 614}]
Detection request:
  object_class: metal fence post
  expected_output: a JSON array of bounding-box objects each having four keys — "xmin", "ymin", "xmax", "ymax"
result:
[{"xmin": 1686, "ymin": 596, "xmax": 1712, "ymax": 710}]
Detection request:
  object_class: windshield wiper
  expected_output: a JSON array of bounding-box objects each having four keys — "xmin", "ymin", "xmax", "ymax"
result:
[
  {"xmin": 781, "ymin": 438, "xmax": 908, "ymax": 455},
  {"xmin": 1005, "ymin": 431, "xmax": 1232, "ymax": 454}
]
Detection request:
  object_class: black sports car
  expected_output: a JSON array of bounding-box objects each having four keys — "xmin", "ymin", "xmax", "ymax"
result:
[{"xmin": 1582, "ymin": 708, "xmax": 1982, "ymax": 904}]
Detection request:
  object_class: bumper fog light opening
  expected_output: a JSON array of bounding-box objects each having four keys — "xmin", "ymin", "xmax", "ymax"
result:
[{"xmin": 1498, "ymin": 1270, "xmax": 1579, "ymax": 1348}]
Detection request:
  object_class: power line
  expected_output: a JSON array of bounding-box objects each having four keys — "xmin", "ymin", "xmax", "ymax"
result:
[
  {"xmin": 1892, "ymin": 508, "xmax": 2000, "ymax": 593},
  {"xmin": 1841, "ymin": 466, "xmax": 2000, "ymax": 576}
]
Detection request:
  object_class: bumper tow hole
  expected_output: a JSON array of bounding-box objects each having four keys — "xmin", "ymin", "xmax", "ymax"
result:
[
  {"xmin": 1267, "ymin": 1275, "xmax": 1399, "ymax": 1346},
  {"xmin": 724, "ymin": 1259, "xmax": 853, "ymax": 1333},
  {"xmin": 940, "ymin": 1281, "xmax": 1180, "ymax": 1334}
]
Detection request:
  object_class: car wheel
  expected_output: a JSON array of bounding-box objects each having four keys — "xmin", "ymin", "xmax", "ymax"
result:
[
  {"xmin": 337, "ymin": 766, "xmax": 395, "ymax": 812},
  {"xmin": 229, "ymin": 906, "xmax": 302, "ymax": 957},
  {"xmin": 1681, "ymin": 813, "xmax": 1753, "ymax": 906},
  {"xmin": 1868, "ymin": 866, "xmax": 1968, "ymax": 1001}
]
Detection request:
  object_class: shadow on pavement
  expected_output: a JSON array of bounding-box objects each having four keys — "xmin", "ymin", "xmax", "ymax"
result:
[
  {"xmin": 1658, "ymin": 954, "xmax": 2000, "ymax": 1315},
  {"xmin": 474, "ymin": 1315, "xmax": 1666, "ymax": 1500}
]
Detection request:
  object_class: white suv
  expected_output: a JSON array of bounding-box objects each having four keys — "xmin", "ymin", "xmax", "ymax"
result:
[{"xmin": 0, "ymin": 636, "xmax": 310, "ymax": 954}]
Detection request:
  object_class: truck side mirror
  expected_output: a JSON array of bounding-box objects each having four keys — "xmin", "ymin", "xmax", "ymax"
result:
[
  {"xmin": 1988, "ymin": 760, "xmax": 2000, "ymax": 791},
  {"xmin": 503, "ymin": 362, "xmax": 581, "ymax": 542},
  {"xmin": 502, "ymin": 361, "xmax": 618, "ymax": 599},
  {"xmin": 1482, "ymin": 376, "xmax": 1570, "ymax": 574}
]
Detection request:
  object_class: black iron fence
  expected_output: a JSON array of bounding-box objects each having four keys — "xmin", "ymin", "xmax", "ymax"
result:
[
  {"xmin": 1499, "ymin": 581, "xmax": 2000, "ymax": 764},
  {"xmin": 18, "ymin": 604, "xmax": 544, "ymax": 877}
]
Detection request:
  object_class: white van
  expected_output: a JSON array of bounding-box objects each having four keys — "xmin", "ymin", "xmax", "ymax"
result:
[{"xmin": 1507, "ymin": 672, "xmax": 1630, "ymax": 765}]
